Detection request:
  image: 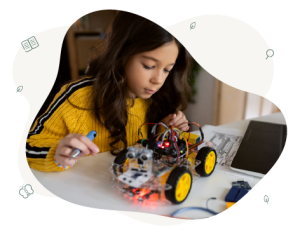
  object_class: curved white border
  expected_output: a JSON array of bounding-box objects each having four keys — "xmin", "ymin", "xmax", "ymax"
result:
[{"xmin": 12, "ymin": 14, "xmax": 274, "ymax": 225}]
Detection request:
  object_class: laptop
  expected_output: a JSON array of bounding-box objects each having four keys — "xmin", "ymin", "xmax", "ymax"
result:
[{"xmin": 230, "ymin": 121, "xmax": 287, "ymax": 177}]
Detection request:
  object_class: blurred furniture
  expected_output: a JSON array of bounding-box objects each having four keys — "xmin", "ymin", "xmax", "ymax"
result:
[
  {"xmin": 66, "ymin": 10, "xmax": 119, "ymax": 81},
  {"xmin": 213, "ymin": 80, "xmax": 280, "ymax": 125},
  {"xmin": 184, "ymin": 69, "xmax": 280, "ymax": 128}
]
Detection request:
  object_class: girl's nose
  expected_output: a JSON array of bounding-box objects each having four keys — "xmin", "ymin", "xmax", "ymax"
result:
[{"xmin": 151, "ymin": 70, "xmax": 164, "ymax": 84}]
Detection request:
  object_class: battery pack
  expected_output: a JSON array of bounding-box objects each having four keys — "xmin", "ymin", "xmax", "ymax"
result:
[{"xmin": 182, "ymin": 132, "xmax": 201, "ymax": 150}]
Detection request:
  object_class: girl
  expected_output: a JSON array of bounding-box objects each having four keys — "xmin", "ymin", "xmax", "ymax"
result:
[{"xmin": 26, "ymin": 11, "xmax": 193, "ymax": 172}]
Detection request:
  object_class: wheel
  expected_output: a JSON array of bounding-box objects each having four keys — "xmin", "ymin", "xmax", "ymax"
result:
[
  {"xmin": 195, "ymin": 147, "xmax": 217, "ymax": 177},
  {"xmin": 113, "ymin": 150, "xmax": 129, "ymax": 176},
  {"xmin": 165, "ymin": 166, "xmax": 192, "ymax": 204}
]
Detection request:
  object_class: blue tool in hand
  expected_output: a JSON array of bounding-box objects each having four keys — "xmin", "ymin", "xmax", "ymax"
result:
[{"xmin": 70, "ymin": 131, "xmax": 97, "ymax": 158}]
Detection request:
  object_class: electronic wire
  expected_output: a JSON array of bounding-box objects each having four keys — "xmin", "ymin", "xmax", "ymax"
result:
[
  {"xmin": 127, "ymin": 122, "xmax": 216, "ymax": 217},
  {"xmin": 136, "ymin": 122, "xmax": 197, "ymax": 162},
  {"xmin": 170, "ymin": 197, "xmax": 219, "ymax": 218}
]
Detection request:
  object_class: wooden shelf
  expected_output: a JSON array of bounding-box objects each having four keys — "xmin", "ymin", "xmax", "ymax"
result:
[{"xmin": 65, "ymin": 10, "xmax": 117, "ymax": 81}]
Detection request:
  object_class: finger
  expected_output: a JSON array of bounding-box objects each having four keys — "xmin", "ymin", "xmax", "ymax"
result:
[
  {"xmin": 173, "ymin": 115, "xmax": 187, "ymax": 127},
  {"xmin": 64, "ymin": 136, "xmax": 91, "ymax": 156},
  {"xmin": 63, "ymin": 133, "xmax": 99, "ymax": 155},
  {"xmin": 55, "ymin": 146, "xmax": 82, "ymax": 161},
  {"xmin": 179, "ymin": 126, "xmax": 188, "ymax": 132},
  {"xmin": 174, "ymin": 110, "xmax": 181, "ymax": 116},
  {"xmin": 176, "ymin": 122, "xmax": 189, "ymax": 132},
  {"xmin": 56, "ymin": 146, "xmax": 73, "ymax": 157},
  {"xmin": 177, "ymin": 125, "xmax": 189, "ymax": 132},
  {"xmin": 55, "ymin": 154, "xmax": 77, "ymax": 166},
  {"xmin": 170, "ymin": 112, "xmax": 184, "ymax": 126},
  {"xmin": 169, "ymin": 114, "xmax": 180, "ymax": 126},
  {"xmin": 173, "ymin": 119, "xmax": 187, "ymax": 128},
  {"xmin": 165, "ymin": 113, "xmax": 176, "ymax": 125},
  {"xmin": 73, "ymin": 134, "xmax": 100, "ymax": 155},
  {"xmin": 68, "ymin": 148, "xmax": 87, "ymax": 159}
]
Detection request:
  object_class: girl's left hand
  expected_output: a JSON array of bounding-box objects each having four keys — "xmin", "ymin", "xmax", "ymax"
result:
[{"xmin": 161, "ymin": 111, "xmax": 190, "ymax": 132}]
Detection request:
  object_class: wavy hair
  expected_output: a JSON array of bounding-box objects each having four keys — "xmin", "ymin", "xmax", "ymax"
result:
[{"xmin": 84, "ymin": 11, "xmax": 193, "ymax": 155}]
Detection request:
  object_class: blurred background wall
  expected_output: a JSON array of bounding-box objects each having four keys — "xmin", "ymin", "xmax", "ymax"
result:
[
  {"xmin": 184, "ymin": 68, "xmax": 280, "ymax": 130},
  {"xmin": 35, "ymin": 10, "xmax": 280, "ymax": 129}
]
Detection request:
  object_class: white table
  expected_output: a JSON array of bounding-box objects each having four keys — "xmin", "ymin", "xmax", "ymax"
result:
[{"xmin": 32, "ymin": 112, "xmax": 286, "ymax": 219}]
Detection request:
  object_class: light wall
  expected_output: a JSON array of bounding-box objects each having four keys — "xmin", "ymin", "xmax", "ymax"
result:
[
  {"xmin": 184, "ymin": 68, "xmax": 280, "ymax": 130},
  {"xmin": 184, "ymin": 68, "xmax": 216, "ymax": 130}
]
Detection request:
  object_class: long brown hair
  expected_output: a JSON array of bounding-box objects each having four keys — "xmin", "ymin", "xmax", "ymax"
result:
[{"xmin": 84, "ymin": 11, "xmax": 193, "ymax": 155}]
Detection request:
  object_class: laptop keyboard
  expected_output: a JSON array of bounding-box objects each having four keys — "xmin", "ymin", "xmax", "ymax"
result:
[{"xmin": 282, "ymin": 126, "xmax": 288, "ymax": 153}]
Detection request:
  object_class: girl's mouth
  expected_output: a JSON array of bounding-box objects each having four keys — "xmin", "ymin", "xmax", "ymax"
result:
[{"xmin": 145, "ymin": 89, "xmax": 155, "ymax": 94}]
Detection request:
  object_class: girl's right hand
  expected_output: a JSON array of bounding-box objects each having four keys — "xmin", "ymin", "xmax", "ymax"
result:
[{"xmin": 55, "ymin": 133, "xmax": 100, "ymax": 167}]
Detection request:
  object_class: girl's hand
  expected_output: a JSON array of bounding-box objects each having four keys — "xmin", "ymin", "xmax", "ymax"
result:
[
  {"xmin": 161, "ymin": 111, "xmax": 190, "ymax": 132},
  {"xmin": 55, "ymin": 133, "xmax": 100, "ymax": 166}
]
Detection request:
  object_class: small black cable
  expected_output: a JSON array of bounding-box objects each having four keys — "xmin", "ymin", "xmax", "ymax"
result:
[
  {"xmin": 170, "ymin": 197, "xmax": 219, "ymax": 218},
  {"xmin": 206, "ymin": 197, "xmax": 216, "ymax": 209}
]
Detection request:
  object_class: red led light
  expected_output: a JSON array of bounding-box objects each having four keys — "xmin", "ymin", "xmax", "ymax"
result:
[
  {"xmin": 165, "ymin": 142, "xmax": 170, "ymax": 147},
  {"xmin": 162, "ymin": 146, "xmax": 164, "ymax": 149}
]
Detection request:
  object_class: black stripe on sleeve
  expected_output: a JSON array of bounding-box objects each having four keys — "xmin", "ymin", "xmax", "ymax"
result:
[
  {"xmin": 28, "ymin": 77, "xmax": 94, "ymax": 138},
  {"xmin": 26, "ymin": 143, "xmax": 50, "ymax": 159}
]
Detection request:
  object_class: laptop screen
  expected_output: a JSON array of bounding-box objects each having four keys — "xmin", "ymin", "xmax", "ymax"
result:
[{"xmin": 230, "ymin": 121, "xmax": 287, "ymax": 175}]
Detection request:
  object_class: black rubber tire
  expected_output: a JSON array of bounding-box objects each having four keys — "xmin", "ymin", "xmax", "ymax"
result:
[
  {"xmin": 195, "ymin": 147, "xmax": 217, "ymax": 177},
  {"xmin": 165, "ymin": 166, "xmax": 193, "ymax": 204},
  {"xmin": 113, "ymin": 150, "xmax": 128, "ymax": 176}
]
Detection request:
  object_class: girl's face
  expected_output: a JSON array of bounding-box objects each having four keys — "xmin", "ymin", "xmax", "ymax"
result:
[{"xmin": 125, "ymin": 40, "xmax": 179, "ymax": 99}]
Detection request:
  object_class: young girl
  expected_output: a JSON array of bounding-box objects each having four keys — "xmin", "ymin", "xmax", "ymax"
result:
[{"xmin": 26, "ymin": 11, "xmax": 193, "ymax": 172}]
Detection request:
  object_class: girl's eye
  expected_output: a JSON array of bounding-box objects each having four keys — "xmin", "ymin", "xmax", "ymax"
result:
[
  {"xmin": 143, "ymin": 64, "xmax": 170, "ymax": 73},
  {"xmin": 143, "ymin": 64, "xmax": 152, "ymax": 70}
]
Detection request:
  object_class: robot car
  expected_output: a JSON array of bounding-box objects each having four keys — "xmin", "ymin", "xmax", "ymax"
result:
[{"xmin": 110, "ymin": 121, "xmax": 217, "ymax": 205}]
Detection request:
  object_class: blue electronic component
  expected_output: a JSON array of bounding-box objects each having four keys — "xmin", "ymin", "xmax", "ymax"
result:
[
  {"xmin": 156, "ymin": 141, "xmax": 162, "ymax": 148},
  {"xmin": 232, "ymin": 181, "xmax": 252, "ymax": 190},
  {"xmin": 225, "ymin": 186, "xmax": 249, "ymax": 202},
  {"xmin": 70, "ymin": 130, "xmax": 97, "ymax": 158},
  {"xmin": 131, "ymin": 173, "xmax": 143, "ymax": 179}
]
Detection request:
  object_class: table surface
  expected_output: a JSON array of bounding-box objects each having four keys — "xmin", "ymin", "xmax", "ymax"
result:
[{"xmin": 32, "ymin": 112, "xmax": 286, "ymax": 219}]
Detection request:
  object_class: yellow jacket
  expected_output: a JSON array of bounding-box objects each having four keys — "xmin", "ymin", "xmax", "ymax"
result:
[{"xmin": 26, "ymin": 77, "xmax": 150, "ymax": 172}]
